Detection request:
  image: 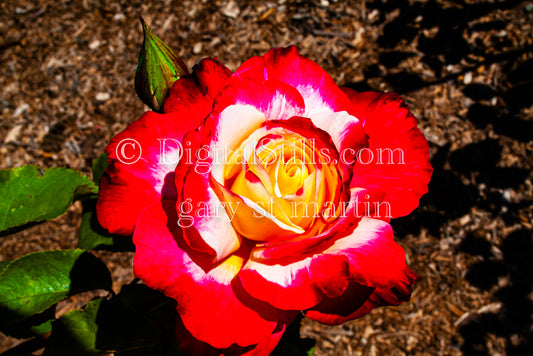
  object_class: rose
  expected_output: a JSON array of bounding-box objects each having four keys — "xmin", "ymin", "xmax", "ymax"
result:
[{"xmin": 97, "ymin": 46, "xmax": 432, "ymax": 354}]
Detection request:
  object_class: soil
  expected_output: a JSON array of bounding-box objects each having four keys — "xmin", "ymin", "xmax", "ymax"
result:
[{"xmin": 1, "ymin": 0, "xmax": 532, "ymax": 355}]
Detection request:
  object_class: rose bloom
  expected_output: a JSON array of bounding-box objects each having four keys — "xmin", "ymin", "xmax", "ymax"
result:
[{"xmin": 97, "ymin": 46, "xmax": 432, "ymax": 355}]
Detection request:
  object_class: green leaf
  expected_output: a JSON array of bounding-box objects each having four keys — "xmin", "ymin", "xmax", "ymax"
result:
[
  {"xmin": 91, "ymin": 153, "xmax": 108, "ymax": 186},
  {"xmin": 2, "ymin": 305, "xmax": 56, "ymax": 339},
  {"xmin": 44, "ymin": 298, "xmax": 104, "ymax": 355},
  {"xmin": 28, "ymin": 315, "xmax": 54, "ymax": 336},
  {"xmin": 44, "ymin": 284, "xmax": 180, "ymax": 355},
  {"xmin": 0, "ymin": 249, "xmax": 111, "ymax": 333},
  {"xmin": 135, "ymin": 17, "xmax": 189, "ymax": 112},
  {"xmin": 0, "ymin": 260, "xmax": 9, "ymax": 274},
  {"xmin": 0, "ymin": 166, "xmax": 97, "ymax": 234},
  {"xmin": 78, "ymin": 153, "xmax": 134, "ymax": 251},
  {"xmin": 78, "ymin": 198, "xmax": 134, "ymax": 251}
]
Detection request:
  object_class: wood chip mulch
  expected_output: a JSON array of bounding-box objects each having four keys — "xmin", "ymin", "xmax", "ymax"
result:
[{"xmin": 1, "ymin": 0, "xmax": 532, "ymax": 355}]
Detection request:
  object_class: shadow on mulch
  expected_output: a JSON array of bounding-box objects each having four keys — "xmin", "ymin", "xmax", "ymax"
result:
[
  {"xmin": 392, "ymin": 135, "xmax": 532, "ymax": 355},
  {"xmin": 458, "ymin": 228, "xmax": 533, "ymax": 356},
  {"xmin": 391, "ymin": 119, "xmax": 532, "ymax": 355},
  {"xmin": 365, "ymin": 0, "xmax": 533, "ymax": 95},
  {"xmin": 363, "ymin": 0, "xmax": 533, "ymax": 354}
]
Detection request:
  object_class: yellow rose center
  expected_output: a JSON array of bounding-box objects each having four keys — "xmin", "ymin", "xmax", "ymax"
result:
[{"xmin": 219, "ymin": 125, "xmax": 342, "ymax": 242}]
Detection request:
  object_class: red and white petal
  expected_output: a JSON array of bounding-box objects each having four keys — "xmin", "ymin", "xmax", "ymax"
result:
[
  {"xmin": 306, "ymin": 266, "xmax": 418, "ymax": 325},
  {"xmin": 176, "ymin": 81, "xmax": 309, "ymax": 251},
  {"xmin": 175, "ymin": 314, "xmax": 291, "ymax": 356},
  {"xmin": 178, "ymin": 162, "xmax": 243, "ymax": 263},
  {"xmin": 97, "ymin": 160, "xmax": 166, "ymax": 235},
  {"xmin": 233, "ymin": 46, "xmax": 351, "ymax": 116},
  {"xmin": 230, "ymin": 47, "xmax": 367, "ymax": 165},
  {"xmin": 307, "ymin": 110, "xmax": 368, "ymax": 162},
  {"xmin": 105, "ymin": 111, "xmax": 185, "ymax": 195},
  {"xmin": 304, "ymin": 280, "xmax": 374, "ymax": 325},
  {"xmin": 207, "ymin": 104, "xmax": 268, "ymax": 184},
  {"xmin": 190, "ymin": 57, "xmax": 233, "ymax": 99},
  {"xmin": 240, "ymin": 217, "xmax": 411, "ymax": 311},
  {"xmin": 164, "ymin": 57, "xmax": 232, "ymax": 114},
  {"xmin": 261, "ymin": 116, "xmax": 338, "ymax": 160},
  {"xmin": 206, "ymin": 79, "xmax": 307, "ymax": 183},
  {"xmin": 372, "ymin": 266, "xmax": 419, "ymax": 306},
  {"xmin": 324, "ymin": 217, "xmax": 411, "ymax": 289},
  {"xmin": 213, "ymin": 78, "xmax": 306, "ymax": 122},
  {"xmin": 133, "ymin": 201, "xmax": 293, "ymax": 349},
  {"xmin": 238, "ymin": 253, "xmax": 351, "ymax": 311},
  {"xmin": 97, "ymin": 111, "xmax": 186, "ymax": 235},
  {"xmin": 97, "ymin": 59, "xmax": 230, "ymax": 235},
  {"xmin": 249, "ymin": 211, "xmax": 359, "ymax": 262},
  {"xmin": 241, "ymin": 323, "xmax": 288, "ymax": 356},
  {"xmin": 343, "ymin": 89, "xmax": 432, "ymax": 218}
]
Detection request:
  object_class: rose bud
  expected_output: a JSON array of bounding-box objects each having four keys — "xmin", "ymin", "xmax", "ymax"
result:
[{"xmin": 134, "ymin": 18, "xmax": 189, "ymax": 112}]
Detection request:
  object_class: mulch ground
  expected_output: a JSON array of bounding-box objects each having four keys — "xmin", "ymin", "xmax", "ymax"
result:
[{"xmin": 1, "ymin": 0, "xmax": 532, "ymax": 355}]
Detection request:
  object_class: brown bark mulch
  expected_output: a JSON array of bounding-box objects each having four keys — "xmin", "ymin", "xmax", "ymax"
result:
[{"xmin": 1, "ymin": 0, "xmax": 532, "ymax": 355}]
